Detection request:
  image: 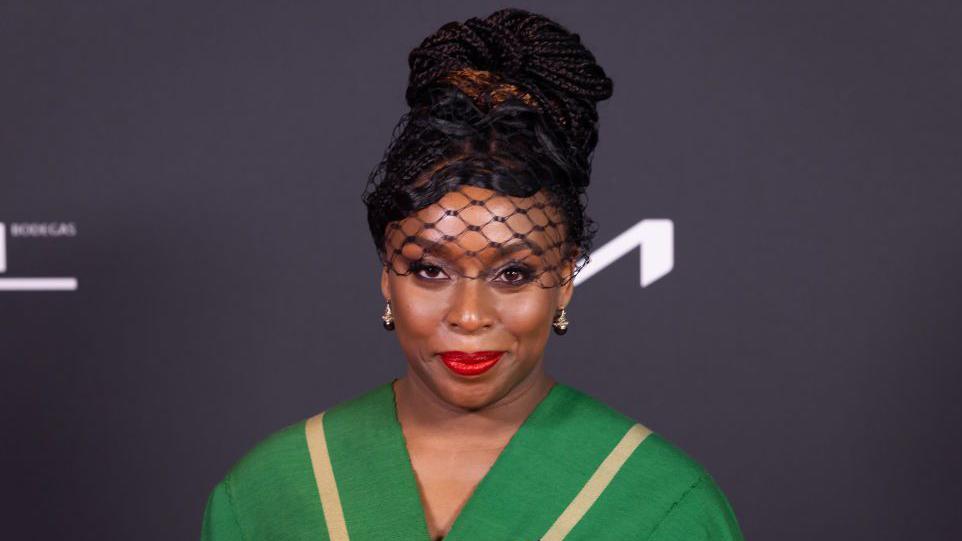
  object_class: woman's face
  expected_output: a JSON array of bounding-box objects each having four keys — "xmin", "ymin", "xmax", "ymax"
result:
[{"xmin": 381, "ymin": 185, "xmax": 575, "ymax": 411}]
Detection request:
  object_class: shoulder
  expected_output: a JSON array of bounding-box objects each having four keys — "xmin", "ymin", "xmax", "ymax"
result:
[
  {"xmin": 227, "ymin": 418, "xmax": 311, "ymax": 491},
  {"xmin": 557, "ymin": 384, "xmax": 709, "ymax": 491},
  {"xmin": 557, "ymin": 384, "xmax": 744, "ymax": 539},
  {"xmin": 629, "ymin": 433, "xmax": 743, "ymax": 539},
  {"xmin": 200, "ymin": 384, "xmax": 397, "ymax": 538},
  {"xmin": 220, "ymin": 420, "xmax": 317, "ymax": 511},
  {"xmin": 642, "ymin": 467, "xmax": 745, "ymax": 541},
  {"xmin": 208, "ymin": 383, "xmax": 395, "ymax": 508},
  {"xmin": 223, "ymin": 382, "xmax": 394, "ymax": 488},
  {"xmin": 201, "ymin": 418, "xmax": 319, "ymax": 539}
]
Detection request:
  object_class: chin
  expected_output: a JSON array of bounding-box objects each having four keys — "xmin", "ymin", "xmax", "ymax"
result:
[
  {"xmin": 422, "ymin": 364, "xmax": 522, "ymax": 411},
  {"xmin": 439, "ymin": 382, "xmax": 504, "ymax": 411},
  {"xmin": 442, "ymin": 367, "xmax": 524, "ymax": 410},
  {"xmin": 429, "ymin": 373, "xmax": 498, "ymax": 410}
]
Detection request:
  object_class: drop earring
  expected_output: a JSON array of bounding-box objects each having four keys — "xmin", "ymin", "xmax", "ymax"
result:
[
  {"xmin": 552, "ymin": 307, "xmax": 569, "ymax": 335},
  {"xmin": 382, "ymin": 300, "xmax": 395, "ymax": 331}
]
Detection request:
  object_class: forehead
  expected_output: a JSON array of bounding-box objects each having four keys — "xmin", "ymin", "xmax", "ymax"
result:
[{"xmin": 385, "ymin": 185, "xmax": 567, "ymax": 261}]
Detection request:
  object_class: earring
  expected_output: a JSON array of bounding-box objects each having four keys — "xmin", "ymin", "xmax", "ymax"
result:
[
  {"xmin": 382, "ymin": 300, "xmax": 395, "ymax": 331},
  {"xmin": 552, "ymin": 307, "xmax": 569, "ymax": 335}
]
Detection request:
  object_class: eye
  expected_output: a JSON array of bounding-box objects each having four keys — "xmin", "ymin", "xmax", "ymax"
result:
[
  {"xmin": 495, "ymin": 264, "xmax": 534, "ymax": 286},
  {"xmin": 408, "ymin": 261, "xmax": 450, "ymax": 281}
]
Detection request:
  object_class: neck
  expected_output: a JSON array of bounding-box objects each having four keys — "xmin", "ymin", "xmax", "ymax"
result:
[{"xmin": 393, "ymin": 368, "xmax": 555, "ymax": 449}]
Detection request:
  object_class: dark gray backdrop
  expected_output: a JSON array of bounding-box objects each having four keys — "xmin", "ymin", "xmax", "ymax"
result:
[{"xmin": 2, "ymin": 1, "xmax": 960, "ymax": 539}]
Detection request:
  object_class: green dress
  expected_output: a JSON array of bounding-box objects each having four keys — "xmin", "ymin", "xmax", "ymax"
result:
[{"xmin": 201, "ymin": 382, "xmax": 745, "ymax": 540}]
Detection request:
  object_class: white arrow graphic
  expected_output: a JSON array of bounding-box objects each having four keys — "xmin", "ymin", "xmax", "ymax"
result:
[
  {"xmin": 0, "ymin": 222, "xmax": 5, "ymax": 273},
  {"xmin": 573, "ymin": 219, "xmax": 674, "ymax": 287}
]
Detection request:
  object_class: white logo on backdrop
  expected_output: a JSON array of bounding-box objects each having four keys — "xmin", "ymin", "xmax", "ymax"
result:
[
  {"xmin": 0, "ymin": 222, "xmax": 78, "ymax": 291},
  {"xmin": 574, "ymin": 219, "xmax": 673, "ymax": 287}
]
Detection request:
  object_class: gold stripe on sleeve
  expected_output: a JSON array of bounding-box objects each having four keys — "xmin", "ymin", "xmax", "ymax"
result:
[
  {"xmin": 305, "ymin": 411, "xmax": 351, "ymax": 541},
  {"xmin": 541, "ymin": 423, "xmax": 652, "ymax": 541}
]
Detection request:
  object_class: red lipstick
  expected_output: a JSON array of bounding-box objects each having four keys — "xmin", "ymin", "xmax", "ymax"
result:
[{"xmin": 439, "ymin": 351, "xmax": 504, "ymax": 376}]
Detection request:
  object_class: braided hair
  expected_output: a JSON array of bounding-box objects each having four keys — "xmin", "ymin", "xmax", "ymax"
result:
[{"xmin": 363, "ymin": 7, "xmax": 613, "ymax": 285}]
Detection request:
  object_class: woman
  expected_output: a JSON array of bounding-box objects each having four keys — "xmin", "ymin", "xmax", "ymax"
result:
[{"xmin": 201, "ymin": 8, "xmax": 744, "ymax": 540}]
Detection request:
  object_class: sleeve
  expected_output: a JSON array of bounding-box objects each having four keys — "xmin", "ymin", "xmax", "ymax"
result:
[
  {"xmin": 200, "ymin": 475, "xmax": 246, "ymax": 541},
  {"xmin": 646, "ymin": 474, "xmax": 745, "ymax": 541}
]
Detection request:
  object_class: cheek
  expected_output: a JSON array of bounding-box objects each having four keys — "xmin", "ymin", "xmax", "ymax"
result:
[
  {"xmin": 496, "ymin": 292, "xmax": 555, "ymax": 345},
  {"xmin": 389, "ymin": 277, "xmax": 447, "ymax": 344}
]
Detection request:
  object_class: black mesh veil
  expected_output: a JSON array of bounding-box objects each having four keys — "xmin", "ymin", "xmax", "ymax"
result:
[
  {"xmin": 363, "ymin": 80, "xmax": 594, "ymax": 289},
  {"xmin": 381, "ymin": 185, "xmax": 571, "ymax": 289}
]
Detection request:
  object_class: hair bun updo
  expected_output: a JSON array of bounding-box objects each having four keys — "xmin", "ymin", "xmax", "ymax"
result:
[{"xmin": 406, "ymin": 8, "xmax": 613, "ymax": 177}]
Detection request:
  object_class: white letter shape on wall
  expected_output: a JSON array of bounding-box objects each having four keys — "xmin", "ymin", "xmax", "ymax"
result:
[
  {"xmin": 0, "ymin": 222, "xmax": 6, "ymax": 273},
  {"xmin": 573, "ymin": 219, "xmax": 674, "ymax": 288}
]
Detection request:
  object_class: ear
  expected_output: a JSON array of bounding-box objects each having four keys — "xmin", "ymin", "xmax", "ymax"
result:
[{"xmin": 380, "ymin": 265, "xmax": 392, "ymax": 301}]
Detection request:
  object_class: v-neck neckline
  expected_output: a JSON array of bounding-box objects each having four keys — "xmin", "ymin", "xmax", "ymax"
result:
[
  {"xmin": 318, "ymin": 379, "xmax": 638, "ymax": 540},
  {"xmin": 386, "ymin": 378, "xmax": 562, "ymax": 541}
]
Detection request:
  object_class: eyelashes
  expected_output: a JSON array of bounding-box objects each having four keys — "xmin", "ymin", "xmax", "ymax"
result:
[
  {"xmin": 407, "ymin": 261, "xmax": 449, "ymax": 281},
  {"xmin": 407, "ymin": 260, "xmax": 536, "ymax": 286}
]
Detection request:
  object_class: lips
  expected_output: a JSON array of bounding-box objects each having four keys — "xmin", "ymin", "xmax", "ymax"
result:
[{"xmin": 439, "ymin": 351, "xmax": 504, "ymax": 376}]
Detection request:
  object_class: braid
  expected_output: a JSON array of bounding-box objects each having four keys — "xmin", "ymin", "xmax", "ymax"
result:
[{"xmin": 406, "ymin": 8, "xmax": 613, "ymax": 169}]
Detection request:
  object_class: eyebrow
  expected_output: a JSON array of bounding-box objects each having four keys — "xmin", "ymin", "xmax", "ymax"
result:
[{"xmin": 408, "ymin": 235, "xmax": 544, "ymax": 259}]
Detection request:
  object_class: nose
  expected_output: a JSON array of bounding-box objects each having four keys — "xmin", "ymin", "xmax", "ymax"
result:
[{"xmin": 445, "ymin": 278, "xmax": 495, "ymax": 333}]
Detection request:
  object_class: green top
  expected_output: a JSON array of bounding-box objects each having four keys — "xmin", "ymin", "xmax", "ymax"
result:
[{"xmin": 201, "ymin": 382, "xmax": 744, "ymax": 540}]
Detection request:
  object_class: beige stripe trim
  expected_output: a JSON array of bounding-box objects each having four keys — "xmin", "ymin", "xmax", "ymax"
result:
[
  {"xmin": 305, "ymin": 411, "xmax": 350, "ymax": 541},
  {"xmin": 541, "ymin": 423, "xmax": 652, "ymax": 541}
]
